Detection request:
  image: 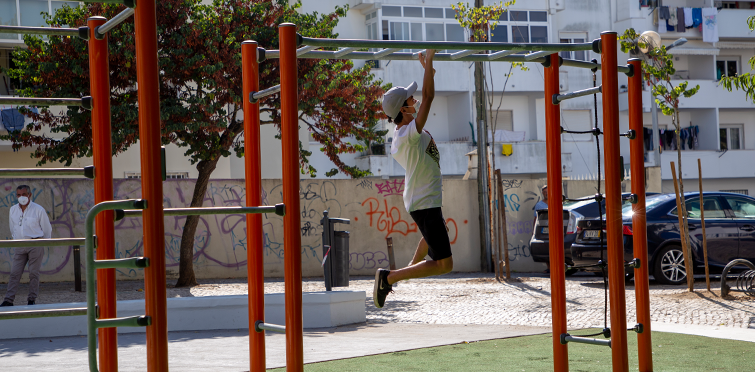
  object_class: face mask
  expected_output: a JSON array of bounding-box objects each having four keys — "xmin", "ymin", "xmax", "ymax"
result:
[
  {"xmin": 18, "ymin": 196, "xmax": 29, "ymax": 206},
  {"xmin": 412, "ymin": 101, "xmax": 421, "ymax": 118}
]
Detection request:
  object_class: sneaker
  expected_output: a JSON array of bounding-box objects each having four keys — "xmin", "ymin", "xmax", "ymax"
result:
[
  {"xmin": 0, "ymin": 301, "xmax": 12, "ymax": 307},
  {"xmin": 373, "ymin": 269, "xmax": 393, "ymax": 309},
  {"xmin": 27, "ymin": 300, "xmax": 35, "ymax": 305}
]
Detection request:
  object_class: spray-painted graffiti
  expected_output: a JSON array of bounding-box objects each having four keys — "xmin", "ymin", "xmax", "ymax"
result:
[
  {"xmin": 361, "ymin": 197, "xmax": 417, "ymax": 238},
  {"xmin": 374, "ymin": 179, "xmax": 404, "ymax": 197}
]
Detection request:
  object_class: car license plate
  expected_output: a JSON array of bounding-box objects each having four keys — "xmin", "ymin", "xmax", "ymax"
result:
[
  {"xmin": 542, "ymin": 227, "xmax": 548, "ymax": 234},
  {"xmin": 584, "ymin": 230, "xmax": 601, "ymax": 238}
]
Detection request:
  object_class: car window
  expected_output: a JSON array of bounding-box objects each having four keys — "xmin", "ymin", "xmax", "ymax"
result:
[
  {"xmin": 670, "ymin": 197, "xmax": 725, "ymax": 218},
  {"xmin": 622, "ymin": 194, "xmax": 673, "ymax": 217},
  {"xmin": 723, "ymin": 196, "xmax": 755, "ymax": 218}
]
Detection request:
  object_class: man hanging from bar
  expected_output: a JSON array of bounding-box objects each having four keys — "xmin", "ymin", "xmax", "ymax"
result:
[{"xmin": 374, "ymin": 49, "xmax": 452, "ymax": 308}]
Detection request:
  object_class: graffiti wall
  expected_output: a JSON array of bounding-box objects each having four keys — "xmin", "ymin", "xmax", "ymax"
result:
[{"xmin": 0, "ymin": 176, "xmax": 631, "ymax": 282}]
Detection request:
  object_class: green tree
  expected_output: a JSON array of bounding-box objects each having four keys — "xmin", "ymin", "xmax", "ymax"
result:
[
  {"xmin": 620, "ymin": 28, "xmax": 700, "ymax": 289},
  {"xmin": 720, "ymin": 16, "xmax": 755, "ymax": 102},
  {"xmin": 0, "ymin": 0, "xmax": 387, "ymax": 286}
]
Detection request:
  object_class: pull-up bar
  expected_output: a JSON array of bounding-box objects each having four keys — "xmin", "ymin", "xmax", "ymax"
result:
[
  {"xmin": 0, "ymin": 96, "xmax": 92, "ymax": 110},
  {"xmin": 250, "ymin": 85, "xmax": 281, "ymax": 103},
  {"xmin": 0, "ymin": 25, "xmax": 83, "ymax": 38},
  {"xmin": 0, "ymin": 166, "xmax": 95, "ymax": 179},
  {"xmin": 117, "ymin": 204, "xmax": 286, "ymax": 219},
  {"xmin": 95, "ymin": 7, "xmax": 135, "ymax": 39},
  {"xmin": 553, "ymin": 85, "xmax": 603, "ymax": 105}
]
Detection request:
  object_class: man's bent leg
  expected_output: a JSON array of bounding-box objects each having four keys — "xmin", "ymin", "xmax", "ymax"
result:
[
  {"xmin": 26, "ymin": 247, "xmax": 44, "ymax": 302},
  {"xmin": 408, "ymin": 238, "xmax": 429, "ymax": 266},
  {"xmin": 4, "ymin": 248, "xmax": 30, "ymax": 303},
  {"xmin": 387, "ymin": 256, "xmax": 452, "ymax": 285}
]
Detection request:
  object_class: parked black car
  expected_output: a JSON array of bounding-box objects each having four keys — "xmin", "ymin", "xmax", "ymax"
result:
[
  {"xmin": 571, "ymin": 192, "xmax": 755, "ymax": 285},
  {"xmin": 529, "ymin": 193, "xmax": 647, "ymax": 273}
]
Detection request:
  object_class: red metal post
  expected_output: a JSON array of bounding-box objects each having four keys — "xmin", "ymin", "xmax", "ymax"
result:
[
  {"xmin": 544, "ymin": 54, "xmax": 568, "ymax": 372},
  {"xmin": 242, "ymin": 40, "xmax": 266, "ymax": 372},
  {"xmin": 628, "ymin": 58, "xmax": 653, "ymax": 372},
  {"xmin": 279, "ymin": 23, "xmax": 304, "ymax": 371},
  {"xmin": 601, "ymin": 31, "xmax": 629, "ymax": 372},
  {"xmin": 134, "ymin": 1, "xmax": 168, "ymax": 370},
  {"xmin": 88, "ymin": 16, "xmax": 117, "ymax": 372}
]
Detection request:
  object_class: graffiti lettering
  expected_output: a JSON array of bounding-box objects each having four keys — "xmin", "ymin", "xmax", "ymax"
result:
[
  {"xmin": 349, "ymin": 251, "xmax": 389, "ymax": 270},
  {"xmin": 356, "ymin": 179, "xmax": 373, "ymax": 190},
  {"xmin": 361, "ymin": 197, "xmax": 417, "ymax": 238},
  {"xmin": 375, "ymin": 179, "xmax": 404, "ymax": 197},
  {"xmin": 501, "ymin": 179, "xmax": 523, "ymax": 190},
  {"xmin": 504, "ymin": 193, "xmax": 521, "ymax": 212}
]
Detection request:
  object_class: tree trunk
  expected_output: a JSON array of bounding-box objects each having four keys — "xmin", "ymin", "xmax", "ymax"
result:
[
  {"xmin": 175, "ymin": 157, "xmax": 220, "ymax": 287},
  {"xmin": 674, "ymin": 109, "xmax": 694, "ymax": 291}
]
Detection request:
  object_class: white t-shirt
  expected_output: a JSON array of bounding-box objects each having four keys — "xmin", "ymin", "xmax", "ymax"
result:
[{"xmin": 391, "ymin": 119, "xmax": 442, "ymax": 212}]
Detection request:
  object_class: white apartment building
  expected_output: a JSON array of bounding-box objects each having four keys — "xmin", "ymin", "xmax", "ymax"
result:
[{"xmin": 1, "ymin": 0, "xmax": 754, "ymax": 196}]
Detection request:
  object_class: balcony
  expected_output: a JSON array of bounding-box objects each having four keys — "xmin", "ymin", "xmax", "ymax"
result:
[
  {"xmin": 718, "ymin": 9, "xmax": 755, "ymax": 39},
  {"xmin": 641, "ymin": 80, "xmax": 754, "ymax": 110},
  {"xmin": 660, "ymin": 150, "xmax": 755, "ymax": 180}
]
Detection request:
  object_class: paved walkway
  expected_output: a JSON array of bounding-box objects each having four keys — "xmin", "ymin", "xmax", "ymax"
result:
[{"xmin": 8, "ymin": 272, "xmax": 754, "ymax": 330}]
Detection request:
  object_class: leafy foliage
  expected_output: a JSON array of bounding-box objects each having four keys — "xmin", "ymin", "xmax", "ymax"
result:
[
  {"xmin": 719, "ymin": 15, "xmax": 755, "ymax": 103},
  {"xmin": 0, "ymin": 0, "xmax": 388, "ymax": 179}
]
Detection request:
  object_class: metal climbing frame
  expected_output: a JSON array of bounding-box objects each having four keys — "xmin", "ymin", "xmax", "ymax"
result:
[{"xmin": 262, "ymin": 27, "xmax": 651, "ymax": 372}]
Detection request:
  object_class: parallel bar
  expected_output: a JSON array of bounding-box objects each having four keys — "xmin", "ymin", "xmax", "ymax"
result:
[
  {"xmin": 251, "ymin": 85, "xmax": 281, "ymax": 102},
  {"xmin": 95, "ymin": 8, "xmax": 135, "ymax": 39},
  {"xmin": 296, "ymin": 45, "xmax": 317, "ymax": 56},
  {"xmin": 134, "ymin": 1, "xmax": 170, "ymax": 369},
  {"xmin": 486, "ymin": 50, "xmax": 518, "ymax": 61},
  {"xmin": 629, "ymin": 58, "xmax": 653, "ymax": 372},
  {"xmin": 563, "ymin": 335, "xmax": 612, "ymax": 347},
  {"xmin": 449, "ymin": 49, "xmax": 476, "ymax": 60},
  {"xmin": 74, "ymin": 246, "xmax": 82, "ymax": 292},
  {"xmin": 0, "ymin": 97, "xmax": 90, "ymax": 108},
  {"xmin": 243, "ymin": 40, "xmax": 266, "ymax": 372},
  {"xmin": 121, "ymin": 205, "xmax": 281, "ymax": 217},
  {"xmin": 333, "ymin": 47, "xmax": 358, "ymax": 57},
  {"xmin": 0, "ymin": 307, "xmax": 87, "ymax": 320},
  {"xmin": 96, "ymin": 315, "xmax": 151, "ymax": 329},
  {"xmin": 300, "ymin": 35, "xmax": 593, "ymax": 52},
  {"xmin": 255, "ymin": 321, "xmax": 286, "ymax": 334},
  {"xmin": 88, "ymin": 16, "xmax": 118, "ymax": 372},
  {"xmin": 280, "ymin": 23, "xmax": 304, "ymax": 372},
  {"xmin": 525, "ymin": 50, "xmax": 553, "ymax": 61},
  {"xmin": 0, "ymin": 167, "xmax": 91, "ymax": 177},
  {"xmin": 93, "ymin": 257, "xmax": 149, "ymax": 270},
  {"xmin": 553, "ymin": 85, "xmax": 602, "ymax": 105},
  {"xmin": 544, "ymin": 54, "xmax": 569, "ymax": 372},
  {"xmin": 0, "ymin": 25, "xmax": 79, "ymax": 37},
  {"xmin": 601, "ymin": 31, "xmax": 630, "ymax": 372},
  {"xmin": 0, "ymin": 238, "xmax": 85, "ymax": 249},
  {"xmin": 374, "ymin": 48, "xmax": 400, "ymax": 59}
]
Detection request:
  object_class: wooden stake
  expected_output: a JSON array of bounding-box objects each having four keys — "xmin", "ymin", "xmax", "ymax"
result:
[
  {"xmin": 496, "ymin": 170, "xmax": 510, "ymax": 279},
  {"xmin": 697, "ymin": 159, "xmax": 710, "ymax": 292},
  {"xmin": 670, "ymin": 161, "xmax": 694, "ymax": 292}
]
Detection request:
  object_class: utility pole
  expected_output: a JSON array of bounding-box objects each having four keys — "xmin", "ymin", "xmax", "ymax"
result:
[{"xmin": 474, "ymin": 0, "xmax": 492, "ymax": 272}]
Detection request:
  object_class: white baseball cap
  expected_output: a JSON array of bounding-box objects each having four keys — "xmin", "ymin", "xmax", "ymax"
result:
[{"xmin": 381, "ymin": 81, "xmax": 418, "ymax": 120}]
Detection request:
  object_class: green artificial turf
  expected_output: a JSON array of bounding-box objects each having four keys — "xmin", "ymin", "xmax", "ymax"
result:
[{"xmin": 270, "ymin": 330, "xmax": 754, "ymax": 371}]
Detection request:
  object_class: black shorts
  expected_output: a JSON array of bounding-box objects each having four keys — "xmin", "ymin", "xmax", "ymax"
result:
[{"xmin": 409, "ymin": 207, "xmax": 452, "ymax": 261}]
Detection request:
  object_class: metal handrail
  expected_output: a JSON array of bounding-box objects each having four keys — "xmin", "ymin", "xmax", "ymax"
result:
[
  {"xmin": 553, "ymin": 86, "xmax": 603, "ymax": 105},
  {"xmin": 250, "ymin": 85, "xmax": 281, "ymax": 103},
  {"xmin": 0, "ymin": 25, "xmax": 79, "ymax": 37},
  {"xmin": 0, "ymin": 97, "xmax": 92, "ymax": 110},
  {"xmin": 118, "ymin": 204, "xmax": 286, "ymax": 219},
  {"xmin": 0, "ymin": 166, "xmax": 95, "ymax": 179},
  {"xmin": 0, "ymin": 307, "xmax": 88, "ymax": 320},
  {"xmin": 95, "ymin": 7, "xmax": 135, "ymax": 39},
  {"xmin": 0, "ymin": 238, "xmax": 85, "ymax": 249},
  {"xmin": 255, "ymin": 320, "xmax": 286, "ymax": 334}
]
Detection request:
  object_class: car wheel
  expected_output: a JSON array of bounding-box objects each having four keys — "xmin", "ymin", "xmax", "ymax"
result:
[{"xmin": 653, "ymin": 245, "xmax": 687, "ymax": 285}]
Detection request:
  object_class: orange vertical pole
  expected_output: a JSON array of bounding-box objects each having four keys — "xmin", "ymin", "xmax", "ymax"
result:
[
  {"xmin": 279, "ymin": 23, "xmax": 303, "ymax": 371},
  {"xmin": 628, "ymin": 58, "xmax": 653, "ymax": 371},
  {"xmin": 134, "ymin": 1, "xmax": 168, "ymax": 370},
  {"xmin": 601, "ymin": 31, "xmax": 629, "ymax": 372},
  {"xmin": 544, "ymin": 54, "xmax": 568, "ymax": 372},
  {"xmin": 88, "ymin": 16, "xmax": 117, "ymax": 372},
  {"xmin": 242, "ymin": 40, "xmax": 265, "ymax": 372}
]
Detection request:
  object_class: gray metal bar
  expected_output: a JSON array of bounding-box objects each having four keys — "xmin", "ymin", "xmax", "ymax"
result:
[
  {"xmin": 255, "ymin": 321, "xmax": 286, "ymax": 333},
  {"xmin": 333, "ymin": 47, "xmax": 358, "ymax": 57},
  {"xmin": 267, "ymin": 50, "xmax": 538, "ymax": 63},
  {"xmin": 121, "ymin": 205, "xmax": 283, "ymax": 217},
  {"xmin": 374, "ymin": 48, "xmax": 401, "ymax": 59},
  {"xmin": 563, "ymin": 334, "xmax": 612, "ymax": 347},
  {"xmin": 0, "ymin": 25, "xmax": 79, "ymax": 37},
  {"xmin": 0, "ymin": 238, "xmax": 85, "ymax": 249},
  {"xmin": 74, "ymin": 246, "xmax": 82, "ymax": 292},
  {"xmin": 449, "ymin": 50, "xmax": 476, "ymax": 60},
  {"xmin": 486, "ymin": 50, "xmax": 518, "ymax": 61},
  {"xmin": 0, "ymin": 97, "xmax": 90, "ymax": 108},
  {"xmin": 300, "ymin": 35, "xmax": 593, "ymax": 52},
  {"xmin": 96, "ymin": 315, "xmax": 151, "ymax": 329},
  {"xmin": 0, "ymin": 168, "xmax": 88, "ymax": 177},
  {"xmin": 251, "ymin": 85, "xmax": 281, "ymax": 102},
  {"xmin": 296, "ymin": 45, "xmax": 317, "ymax": 56},
  {"xmin": 524, "ymin": 50, "xmax": 553, "ymax": 61},
  {"xmin": 95, "ymin": 7, "xmax": 135, "ymax": 39},
  {"xmin": 0, "ymin": 307, "xmax": 87, "ymax": 320},
  {"xmin": 92, "ymin": 257, "xmax": 149, "ymax": 270},
  {"xmin": 554, "ymin": 85, "xmax": 603, "ymax": 105}
]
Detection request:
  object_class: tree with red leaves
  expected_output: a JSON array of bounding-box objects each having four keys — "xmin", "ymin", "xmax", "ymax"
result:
[{"xmin": 1, "ymin": 0, "xmax": 388, "ymax": 286}]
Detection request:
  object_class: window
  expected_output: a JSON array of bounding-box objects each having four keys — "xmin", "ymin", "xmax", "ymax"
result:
[
  {"xmin": 723, "ymin": 196, "xmax": 755, "ymax": 218},
  {"xmin": 382, "ymin": 6, "xmax": 401, "ymax": 17},
  {"xmin": 125, "ymin": 172, "xmax": 141, "ymax": 179},
  {"xmin": 559, "ymin": 34, "xmax": 588, "ymax": 61},
  {"xmin": 562, "ymin": 110, "xmax": 592, "ymax": 141},
  {"xmin": 380, "ymin": 7, "xmax": 468, "ymax": 52},
  {"xmin": 488, "ymin": 110, "xmax": 513, "ymax": 132},
  {"xmin": 1, "ymin": 1, "xmax": 80, "ymax": 41},
  {"xmin": 716, "ymin": 57, "xmax": 739, "ymax": 79},
  {"xmin": 720, "ymin": 125, "xmax": 743, "ymax": 150},
  {"xmin": 166, "ymin": 172, "xmax": 189, "ymax": 179},
  {"xmin": 671, "ymin": 198, "xmax": 726, "ymax": 218}
]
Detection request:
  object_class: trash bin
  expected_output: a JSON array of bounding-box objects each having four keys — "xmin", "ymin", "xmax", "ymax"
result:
[{"xmin": 321, "ymin": 210, "xmax": 350, "ymax": 291}]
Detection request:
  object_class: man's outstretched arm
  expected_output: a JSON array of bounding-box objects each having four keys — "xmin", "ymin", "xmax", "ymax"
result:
[{"xmin": 414, "ymin": 49, "xmax": 435, "ymax": 133}]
